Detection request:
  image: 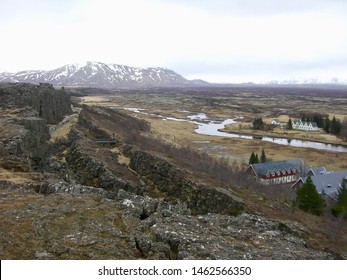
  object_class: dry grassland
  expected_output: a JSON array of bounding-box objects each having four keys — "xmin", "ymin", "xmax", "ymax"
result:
[
  {"xmin": 74, "ymin": 87, "xmax": 347, "ymax": 171},
  {"xmin": 0, "ymin": 168, "xmax": 42, "ymax": 184},
  {"xmin": 50, "ymin": 115, "xmax": 78, "ymax": 141}
]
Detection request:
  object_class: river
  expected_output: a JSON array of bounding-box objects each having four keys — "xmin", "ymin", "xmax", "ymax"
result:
[
  {"xmin": 123, "ymin": 108, "xmax": 347, "ymax": 153},
  {"xmin": 189, "ymin": 114, "xmax": 347, "ymax": 153}
]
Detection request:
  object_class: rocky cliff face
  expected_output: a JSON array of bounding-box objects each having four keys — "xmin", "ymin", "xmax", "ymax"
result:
[
  {"xmin": 124, "ymin": 146, "xmax": 244, "ymax": 216},
  {"xmin": 13, "ymin": 116, "xmax": 51, "ymax": 158},
  {"xmin": 0, "ymin": 108, "xmax": 51, "ymax": 170},
  {"xmin": 65, "ymin": 140, "xmax": 142, "ymax": 195},
  {"xmin": 0, "ymin": 83, "xmax": 72, "ymax": 124},
  {"xmin": 0, "ymin": 82, "xmax": 72, "ymax": 172}
]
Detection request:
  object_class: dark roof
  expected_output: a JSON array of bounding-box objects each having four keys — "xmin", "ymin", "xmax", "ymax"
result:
[
  {"xmin": 305, "ymin": 166, "xmax": 326, "ymax": 176},
  {"xmin": 299, "ymin": 171, "xmax": 347, "ymax": 198},
  {"xmin": 250, "ymin": 159, "xmax": 304, "ymax": 176}
]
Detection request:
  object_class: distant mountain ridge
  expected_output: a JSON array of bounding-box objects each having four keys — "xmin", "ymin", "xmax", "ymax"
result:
[
  {"xmin": 265, "ymin": 77, "xmax": 347, "ymax": 86},
  {"xmin": 0, "ymin": 61, "xmax": 202, "ymax": 88}
]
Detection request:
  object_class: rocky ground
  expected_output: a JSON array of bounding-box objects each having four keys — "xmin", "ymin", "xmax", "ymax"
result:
[
  {"xmin": 0, "ymin": 83, "xmax": 346, "ymax": 259},
  {"xmin": 0, "ymin": 181, "xmax": 336, "ymax": 260}
]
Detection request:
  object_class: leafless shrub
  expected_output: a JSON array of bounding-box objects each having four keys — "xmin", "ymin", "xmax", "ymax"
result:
[
  {"xmin": 125, "ymin": 131, "xmax": 251, "ymax": 186},
  {"xmin": 246, "ymin": 181, "xmax": 296, "ymax": 202}
]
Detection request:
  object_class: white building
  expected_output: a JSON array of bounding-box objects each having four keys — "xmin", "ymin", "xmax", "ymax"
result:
[
  {"xmin": 271, "ymin": 118, "xmax": 281, "ymax": 126},
  {"xmin": 292, "ymin": 120, "xmax": 319, "ymax": 131}
]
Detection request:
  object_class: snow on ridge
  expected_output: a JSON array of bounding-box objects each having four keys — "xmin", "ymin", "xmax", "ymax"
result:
[
  {"xmin": 265, "ymin": 76, "xmax": 347, "ymax": 85},
  {"xmin": 0, "ymin": 61, "xmax": 189, "ymax": 87}
]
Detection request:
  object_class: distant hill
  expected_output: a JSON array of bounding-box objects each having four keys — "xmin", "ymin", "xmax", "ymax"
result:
[
  {"xmin": 189, "ymin": 79, "xmax": 210, "ymax": 86},
  {"xmin": 265, "ymin": 78, "xmax": 347, "ymax": 86},
  {"xmin": 0, "ymin": 61, "xmax": 208, "ymax": 88}
]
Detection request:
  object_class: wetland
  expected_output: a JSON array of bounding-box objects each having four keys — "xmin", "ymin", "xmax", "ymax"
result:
[{"xmin": 75, "ymin": 85, "xmax": 347, "ymax": 170}]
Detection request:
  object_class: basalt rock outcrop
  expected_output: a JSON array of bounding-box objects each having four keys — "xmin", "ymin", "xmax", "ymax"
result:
[
  {"xmin": 0, "ymin": 82, "xmax": 72, "ymax": 124},
  {"xmin": 12, "ymin": 116, "xmax": 51, "ymax": 158},
  {"xmin": 65, "ymin": 141, "xmax": 142, "ymax": 195},
  {"xmin": 0, "ymin": 108, "xmax": 51, "ymax": 170},
  {"xmin": 124, "ymin": 146, "xmax": 244, "ymax": 216},
  {"xmin": 0, "ymin": 83, "xmax": 73, "ymax": 171},
  {"xmin": 0, "ymin": 180, "xmax": 340, "ymax": 260}
]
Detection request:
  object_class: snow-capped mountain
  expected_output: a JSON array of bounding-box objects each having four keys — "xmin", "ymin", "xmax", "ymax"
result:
[
  {"xmin": 265, "ymin": 77, "xmax": 347, "ymax": 85},
  {"xmin": 0, "ymin": 61, "xmax": 195, "ymax": 88}
]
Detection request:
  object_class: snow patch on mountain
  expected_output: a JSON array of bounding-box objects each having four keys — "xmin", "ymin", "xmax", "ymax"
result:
[
  {"xmin": 265, "ymin": 77, "xmax": 347, "ymax": 85},
  {"xmin": 0, "ymin": 61, "xmax": 197, "ymax": 88}
]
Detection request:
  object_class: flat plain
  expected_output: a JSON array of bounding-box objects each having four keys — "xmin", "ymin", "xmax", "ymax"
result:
[{"xmin": 74, "ymin": 85, "xmax": 347, "ymax": 171}]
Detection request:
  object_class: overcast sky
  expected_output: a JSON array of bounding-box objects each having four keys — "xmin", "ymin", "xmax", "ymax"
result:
[{"xmin": 0, "ymin": 0, "xmax": 346, "ymax": 83}]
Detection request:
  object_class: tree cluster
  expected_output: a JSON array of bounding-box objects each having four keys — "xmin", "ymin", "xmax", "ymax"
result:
[
  {"xmin": 300, "ymin": 113, "xmax": 341, "ymax": 135},
  {"xmin": 295, "ymin": 177, "xmax": 325, "ymax": 216},
  {"xmin": 249, "ymin": 152, "xmax": 259, "ymax": 164},
  {"xmin": 325, "ymin": 116, "xmax": 342, "ymax": 135},
  {"xmin": 252, "ymin": 117, "xmax": 264, "ymax": 130},
  {"xmin": 287, "ymin": 118, "xmax": 293, "ymax": 130},
  {"xmin": 300, "ymin": 113, "xmax": 327, "ymax": 128},
  {"xmin": 249, "ymin": 149, "xmax": 267, "ymax": 164}
]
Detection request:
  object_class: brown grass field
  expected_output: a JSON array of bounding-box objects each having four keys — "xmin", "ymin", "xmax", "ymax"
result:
[{"xmin": 72, "ymin": 86, "xmax": 347, "ymax": 171}]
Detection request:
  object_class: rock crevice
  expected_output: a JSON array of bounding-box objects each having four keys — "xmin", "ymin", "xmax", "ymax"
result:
[{"xmin": 124, "ymin": 146, "xmax": 244, "ymax": 216}]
